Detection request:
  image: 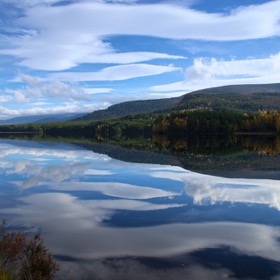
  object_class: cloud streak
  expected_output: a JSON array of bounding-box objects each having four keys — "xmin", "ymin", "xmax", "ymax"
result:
[
  {"xmin": 1, "ymin": 1, "xmax": 280, "ymax": 71},
  {"xmin": 49, "ymin": 63, "xmax": 180, "ymax": 82},
  {"xmin": 0, "ymin": 103, "xmax": 96, "ymax": 118}
]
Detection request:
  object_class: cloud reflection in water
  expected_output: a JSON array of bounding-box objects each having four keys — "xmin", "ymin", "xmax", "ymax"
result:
[{"xmin": 1, "ymin": 140, "xmax": 280, "ymax": 279}]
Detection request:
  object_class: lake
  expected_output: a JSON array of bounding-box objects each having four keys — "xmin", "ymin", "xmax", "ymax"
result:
[{"xmin": 1, "ymin": 138, "xmax": 280, "ymax": 279}]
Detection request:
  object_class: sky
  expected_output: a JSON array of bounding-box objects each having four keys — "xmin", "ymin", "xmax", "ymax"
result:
[{"xmin": 0, "ymin": 0, "xmax": 280, "ymax": 119}]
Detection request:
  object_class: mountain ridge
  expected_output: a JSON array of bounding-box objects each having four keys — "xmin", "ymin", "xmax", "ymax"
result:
[
  {"xmin": 187, "ymin": 83, "xmax": 280, "ymax": 95},
  {"xmin": 73, "ymin": 83, "xmax": 280, "ymax": 122},
  {"xmin": 0, "ymin": 113, "xmax": 88, "ymax": 125},
  {"xmin": 74, "ymin": 96, "xmax": 182, "ymax": 122},
  {"xmin": 2, "ymin": 83, "xmax": 280, "ymax": 125}
]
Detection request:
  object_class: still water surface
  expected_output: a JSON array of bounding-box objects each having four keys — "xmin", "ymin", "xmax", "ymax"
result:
[{"xmin": 1, "ymin": 139, "xmax": 280, "ymax": 279}]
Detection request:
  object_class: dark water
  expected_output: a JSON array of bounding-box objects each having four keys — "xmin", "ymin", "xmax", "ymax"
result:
[{"xmin": 1, "ymin": 139, "xmax": 280, "ymax": 279}]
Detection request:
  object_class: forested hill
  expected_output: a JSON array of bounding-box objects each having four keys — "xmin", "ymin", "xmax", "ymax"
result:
[
  {"xmin": 186, "ymin": 83, "xmax": 280, "ymax": 95},
  {"xmin": 175, "ymin": 84, "xmax": 280, "ymax": 112},
  {"xmin": 74, "ymin": 96, "xmax": 182, "ymax": 122},
  {"xmin": 74, "ymin": 83, "xmax": 280, "ymax": 122}
]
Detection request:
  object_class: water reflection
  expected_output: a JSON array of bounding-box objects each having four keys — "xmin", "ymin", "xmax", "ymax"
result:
[
  {"xmin": 151, "ymin": 170, "xmax": 280, "ymax": 210},
  {"xmin": 0, "ymin": 139, "xmax": 280, "ymax": 279}
]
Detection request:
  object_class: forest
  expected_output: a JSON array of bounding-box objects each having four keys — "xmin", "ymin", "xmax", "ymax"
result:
[
  {"xmin": 152, "ymin": 109, "xmax": 280, "ymax": 137},
  {"xmin": 0, "ymin": 109, "xmax": 280, "ymax": 139}
]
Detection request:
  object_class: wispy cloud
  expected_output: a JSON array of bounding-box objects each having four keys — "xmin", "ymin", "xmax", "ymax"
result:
[
  {"xmin": 48, "ymin": 64, "xmax": 180, "ymax": 82},
  {"xmin": 1, "ymin": 0, "xmax": 138, "ymax": 8},
  {"xmin": 79, "ymin": 51, "xmax": 184, "ymax": 65},
  {"xmin": 0, "ymin": 0, "xmax": 59, "ymax": 8},
  {"xmin": 83, "ymin": 88, "xmax": 113, "ymax": 94},
  {"xmin": 1, "ymin": 1, "xmax": 280, "ymax": 71}
]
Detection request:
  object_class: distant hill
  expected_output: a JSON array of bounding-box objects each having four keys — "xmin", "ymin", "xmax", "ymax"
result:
[
  {"xmin": 74, "ymin": 83, "xmax": 280, "ymax": 122},
  {"xmin": 6, "ymin": 83, "xmax": 280, "ymax": 125},
  {"xmin": 0, "ymin": 113, "xmax": 88, "ymax": 125},
  {"xmin": 175, "ymin": 83, "xmax": 280, "ymax": 112},
  {"xmin": 73, "ymin": 97, "xmax": 182, "ymax": 122},
  {"xmin": 188, "ymin": 83, "xmax": 280, "ymax": 95}
]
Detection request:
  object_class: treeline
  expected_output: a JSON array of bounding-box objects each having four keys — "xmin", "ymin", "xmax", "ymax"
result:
[
  {"xmin": 0, "ymin": 122, "xmax": 95, "ymax": 138},
  {"xmin": 1, "ymin": 110, "xmax": 280, "ymax": 139},
  {"xmin": 153, "ymin": 110, "xmax": 280, "ymax": 137},
  {"xmin": 0, "ymin": 124, "xmax": 43, "ymax": 133},
  {"xmin": 2, "ymin": 125, "xmax": 280, "ymax": 156},
  {"xmin": 153, "ymin": 134, "xmax": 280, "ymax": 155},
  {"xmin": 0, "ymin": 114, "xmax": 156, "ymax": 139},
  {"xmin": 94, "ymin": 114, "xmax": 155, "ymax": 139}
]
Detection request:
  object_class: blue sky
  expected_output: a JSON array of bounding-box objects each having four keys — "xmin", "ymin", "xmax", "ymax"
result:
[{"xmin": 0, "ymin": 0, "xmax": 280, "ymax": 119}]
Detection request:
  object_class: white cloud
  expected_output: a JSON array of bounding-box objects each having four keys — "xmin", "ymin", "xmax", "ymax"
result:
[
  {"xmin": 80, "ymin": 51, "xmax": 184, "ymax": 65},
  {"xmin": 1, "ymin": 1, "xmax": 280, "ymax": 71},
  {"xmin": 0, "ymin": 0, "xmax": 60, "ymax": 8},
  {"xmin": 21, "ymin": 1, "xmax": 280, "ymax": 39},
  {"xmin": 2, "ymin": 0, "xmax": 138, "ymax": 8},
  {"xmin": 49, "ymin": 64, "xmax": 180, "ymax": 82},
  {"xmin": 2, "ymin": 36, "xmax": 113, "ymax": 71},
  {"xmin": 106, "ymin": 0, "xmax": 137, "ymax": 3},
  {"xmin": 0, "ymin": 102, "xmax": 97, "ymax": 118},
  {"xmin": 185, "ymin": 53, "xmax": 280, "ymax": 82},
  {"xmin": 6, "ymin": 74, "xmax": 91, "ymax": 102},
  {"xmin": 83, "ymin": 87, "xmax": 113, "ymax": 94},
  {"xmin": 151, "ymin": 52, "xmax": 280, "ymax": 92}
]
